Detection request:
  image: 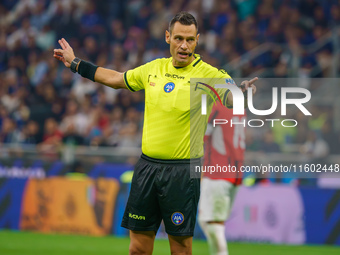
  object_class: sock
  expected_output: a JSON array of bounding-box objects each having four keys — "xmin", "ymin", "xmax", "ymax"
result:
[{"xmin": 199, "ymin": 220, "xmax": 228, "ymax": 255}]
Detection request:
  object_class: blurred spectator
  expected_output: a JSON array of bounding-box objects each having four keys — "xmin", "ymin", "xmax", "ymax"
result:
[
  {"xmin": 0, "ymin": 117, "xmax": 23, "ymax": 144},
  {"xmin": 62, "ymin": 123, "xmax": 84, "ymax": 146},
  {"xmin": 80, "ymin": 1, "xmax": 105, "ymax": 38},
  {"xmin": 85, "ymin": 105, "xmax": 109, "ymax": 146},
  {"xmin": 36, "ymin": 25, "xmax": 56, "ymax": 51},
  {"xmin": 271, "ymin": 118, "xmax": 297, "ymax": 146},
  {"xmin": 1, "ymin": 85, "xmax": 20, "ymax": 113},
  {"xmin": 30, "ymin": 1, "xmax": 51, "ymax": 30},
  {"xmin": 321, "ymin": 121, "xmax": 338, "ymax": 155},
  {"xmin": 82, "ymin": 36, "xmax": 100, "ymax": 63},
  {"xmin": 39, "ymin": 117, "xmax": 63, "ymax": 152},
  {"xmin": 6, "ymin": 18, "xmax": 38, "ymax": 50},
  {"xmin": 0, "ymin": 32, "xmax": 8, "ymax": 72},
  {"xmin": 245, "ymin": 130, "xmax": 261, "ymax": 151},
  {"xmin": 72, "ymin": 77, "xmax": 98, "ymax": 101},
  {"xmin": 308, "ymin": 106, "xmax": 328, "ymax": 135},
  {"xmin": 108, "ymin": 20, "xmax": 127, "ymax": 45},
  {"xmin": 103, "ymin": 106, "xmax": 123, "ymax": 146},
  {"xmin": 259, "ymin": 131, "xmax": 281, "ymax": 153},
  {"xmin": 22, "ymin": 120, "xmax": 40, "ymax": 144},
  {"xmin": 300, "ymin": 131, "xmax": 329, "ymax": 160},
  {"xmin": 117, "ymin": 122, "xmax": 141, "ymax": 148},
  {"xmin": 60, "ymin": 100, "xmax": 89, "ymax": 136},
  {"xmin": 12, "ymin": 102, "xmax": 30, "ymax": 129},
  {"xmin": 56, "ymin": 69, "xmax": 74, "ymax": 99},
  {"xmin": 236, "ymin": 0, "xmax": 258, "ymax": 21},
  {"xmin": 66, "ymin": 161, "xmax": 87, "ymax": 179}
]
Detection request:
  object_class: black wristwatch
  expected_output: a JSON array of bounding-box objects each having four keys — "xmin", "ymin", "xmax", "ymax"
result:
[{"xmin": 70, "ymin": 57, "xmax": 81, "ymax": 73}]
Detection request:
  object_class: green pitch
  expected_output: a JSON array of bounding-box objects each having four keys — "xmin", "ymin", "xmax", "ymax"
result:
[{"xmin": 0, "ymin": 230, "xmax": 339, "ymax": 255}]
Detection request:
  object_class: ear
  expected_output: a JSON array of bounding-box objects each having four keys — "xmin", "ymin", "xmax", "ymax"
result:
[
  {"xmin": 165, "ymin": 30, "xmax": 170, "ymax": 44},
  {"xmin": 196, "ymin": 33, "xmax": 200, "ymax": 45}
]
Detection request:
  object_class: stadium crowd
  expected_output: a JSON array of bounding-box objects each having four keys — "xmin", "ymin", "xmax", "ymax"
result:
[{"xmin": 0, "ymin": 0, "xmax": 339, "ymax": 158}]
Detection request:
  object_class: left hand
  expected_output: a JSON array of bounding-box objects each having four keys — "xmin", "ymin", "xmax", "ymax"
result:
[{"xmin": 239, "ymin": 77, "xmax": 258, "ymax": 95}]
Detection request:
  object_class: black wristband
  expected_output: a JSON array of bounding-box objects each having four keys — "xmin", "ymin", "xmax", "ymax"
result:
[
  {"xmin": 70, "ymin": 57, "xmax": 81, "ymax": 73},
  {"xmin": 77, "ymin": 60, "xmax": 98, "ymax": 82},
  {"xmin": 243, "ymin": 90, "xmax": 248, "ymax": 99}
]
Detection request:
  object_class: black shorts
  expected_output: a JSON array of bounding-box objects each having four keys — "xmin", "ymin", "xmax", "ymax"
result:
[{"xmin": 121, "ymin": 154, "xmax": 201, "ymax": 236}]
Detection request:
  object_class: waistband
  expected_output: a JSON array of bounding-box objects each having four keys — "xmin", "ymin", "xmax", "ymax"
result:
[{"xmin": 141, "ymin": 153, "xmax": 201, "ymax": 164}]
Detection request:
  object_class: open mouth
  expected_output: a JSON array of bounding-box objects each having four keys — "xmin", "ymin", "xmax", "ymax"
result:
[{"xmin": 178, "ymin": 52, "xmax": 189, "ymax": 58}]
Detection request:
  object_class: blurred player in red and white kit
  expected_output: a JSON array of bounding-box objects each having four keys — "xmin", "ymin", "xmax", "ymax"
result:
[{"xmin": 198, "ymin": 103, "xmax": 246, "ymax": 255}]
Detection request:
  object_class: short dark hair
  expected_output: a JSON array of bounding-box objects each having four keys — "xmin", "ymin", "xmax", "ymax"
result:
[{"xmin": 169, "ymin": 11, "xmax": 198, "ymax": 34}]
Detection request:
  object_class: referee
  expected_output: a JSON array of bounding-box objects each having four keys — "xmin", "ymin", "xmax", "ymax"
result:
[{"xmin": 54, "ymin": 12, "xmax": 257, "ymax": 255}]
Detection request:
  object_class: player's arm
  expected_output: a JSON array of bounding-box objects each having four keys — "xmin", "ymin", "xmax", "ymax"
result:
[
  {"xmin": 53, "ymin": 38, "xmax": 127, "ymax": 90},
  {"xmin": 226, "ymin": 77, "xmax": 258, "ymax": 107},
  {"xmin": 92, "ymin": 67, "xmax": 126, "ymax": 89}
]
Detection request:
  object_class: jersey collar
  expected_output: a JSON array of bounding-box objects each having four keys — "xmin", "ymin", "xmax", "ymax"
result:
[{"xmin": 170, "ymin": 54, "xmax": 202, "ymax": 70}]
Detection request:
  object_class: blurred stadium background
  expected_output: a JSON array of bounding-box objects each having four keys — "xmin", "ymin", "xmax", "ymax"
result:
[{"xmin": 0, "ymin": 0, "xmax": 340, "ymax": 254}]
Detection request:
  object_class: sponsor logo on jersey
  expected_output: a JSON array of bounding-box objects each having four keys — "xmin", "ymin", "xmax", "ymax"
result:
[
  {"xmin": 165, "ymin": 73, "xmax": 185, "ymax": 79},
  {"xmin": 129, "ymin": 213, "xmax": 145, "ymax": 220},
  {"xmin": 149, "ymin": 82, "xmax": 155, "ymax": 86},
  {"xmin": 164, "ymin": 82, "xmax": 175, "ymax": 93},
  {"xmin": 171, "ymin": 212, "xmax": 184, "ymax": 225},
  {"xmin": 225, "ymin": 78, "xmax": 235, "ymax": 85}
]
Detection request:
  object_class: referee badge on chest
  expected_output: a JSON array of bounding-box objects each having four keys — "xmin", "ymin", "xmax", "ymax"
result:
[{"xmin": 164, "ymin": 82, "xmax": 175, "ymax": 93}]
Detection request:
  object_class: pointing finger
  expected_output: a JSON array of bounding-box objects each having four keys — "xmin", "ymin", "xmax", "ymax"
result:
[{"xmin": 249, "ymin": 77, "xmax": 259, "ymax": 84}]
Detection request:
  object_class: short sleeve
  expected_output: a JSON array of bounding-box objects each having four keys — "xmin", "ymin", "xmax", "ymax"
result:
[
  {"xmin": 124, "ymin": 61, "xmax": 153, "ymax": 92},
  {"xmin": 214, "ymin": 69, "xmax": 235, "ymax": 109}
]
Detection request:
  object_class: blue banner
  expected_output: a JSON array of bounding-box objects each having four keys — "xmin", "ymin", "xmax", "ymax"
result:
[{"xmin": 300, "ymin": 188, "xmax": 340, "ymax": 245}]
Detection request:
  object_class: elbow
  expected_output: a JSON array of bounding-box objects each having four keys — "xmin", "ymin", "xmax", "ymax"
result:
[
  {"xmin": 96, "ymin": 71, "xmax": 125, "ymax": 89},
  {"xmin": 111, "ymin": 80, "xmax": 125, "ymax": 89},
  {"xmin": 111, "ymin": 73, "xmax": 125, "ymax": 89},
  {"xmin": 111, "ymin": 83, "xmax": 120, "ymax": 89},
  {"xmin": 105, "ymin": 76, "xmax": 123, "ymax": 89}
]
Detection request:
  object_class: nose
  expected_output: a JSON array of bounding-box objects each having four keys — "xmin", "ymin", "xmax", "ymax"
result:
[{"xmin": 180, "ymin": 41, "xmax": 188, "ymax": 50}]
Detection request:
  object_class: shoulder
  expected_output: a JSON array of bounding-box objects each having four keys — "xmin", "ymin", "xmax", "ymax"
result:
[
  {"xmin": 147, "ymin": 57, "xmax": 170, "ymax": 66},
  {"xmin": 198, "ymin": 60, "xmax": 231, "ymax": 78},
  {"xmin": 136, "ymin": 57, "xmax": 169, "ymax": 71}
]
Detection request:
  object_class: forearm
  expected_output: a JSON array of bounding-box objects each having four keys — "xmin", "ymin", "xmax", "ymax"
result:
[
  {"xmin": 226, "ymin": 89, "xmax": 248, "ymax": 108},
  {"xmin": 94, "ymin": 67, "xmax": 126, "ymax": 89},
  {"xmin": 227, "ymin": 91, "xmax": 233, "ymax": 106},
  {"xmin": 76, "ymin": 60, "xmax": 126, "ymax": 89}
]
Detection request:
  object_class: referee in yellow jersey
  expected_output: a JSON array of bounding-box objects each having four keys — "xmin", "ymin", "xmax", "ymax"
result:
[{"xmin": 54, "ymin": 11, "xmax": 257, "ymax": 255}]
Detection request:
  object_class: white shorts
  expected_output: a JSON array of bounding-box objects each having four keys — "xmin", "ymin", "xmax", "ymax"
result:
[{"xmin": 198, "ymin": 178, "xmax": 238, "ymax": 222}]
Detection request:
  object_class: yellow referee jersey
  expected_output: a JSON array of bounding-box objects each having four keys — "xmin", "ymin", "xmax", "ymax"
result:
[{"xmin": 124, "ymin": 54, "xmax": 232, "ymax": 159}]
